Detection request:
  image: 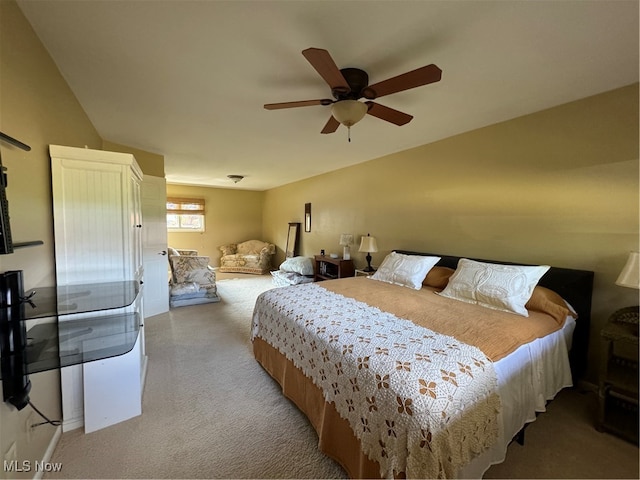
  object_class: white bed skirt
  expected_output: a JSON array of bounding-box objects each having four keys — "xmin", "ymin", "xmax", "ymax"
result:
[{"xmin": 460, "ymin": 317, "xmax": 575, "ymax": 478}]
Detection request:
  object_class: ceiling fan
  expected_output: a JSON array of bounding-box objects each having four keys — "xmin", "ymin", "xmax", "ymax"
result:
[{"xmin": 264, "ymin": 48, "xmax": 442, "ymax": 140}]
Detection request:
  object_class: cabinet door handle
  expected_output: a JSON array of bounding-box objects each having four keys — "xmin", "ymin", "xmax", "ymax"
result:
[{"xmin": 159, "ymin": 250, "xmax": 167, "ymax": 256}]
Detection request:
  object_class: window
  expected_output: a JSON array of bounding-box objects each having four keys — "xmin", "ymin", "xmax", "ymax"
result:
[{"xmin": 167, "ymin": 197, "xmax": 205, "ymax": 232}]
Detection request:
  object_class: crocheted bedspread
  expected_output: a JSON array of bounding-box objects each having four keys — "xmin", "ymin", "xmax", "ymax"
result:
[{"xmin": 251, "ymin": 282, "xmax": 501, "ymax": 479}]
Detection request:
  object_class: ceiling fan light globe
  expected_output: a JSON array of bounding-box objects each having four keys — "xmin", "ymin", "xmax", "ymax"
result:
[{"xmin": 331, "ymin": 100, "xmax": 368, "ymax": 127}]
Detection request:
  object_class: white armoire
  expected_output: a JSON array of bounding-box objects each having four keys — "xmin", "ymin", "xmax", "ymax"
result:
[{"xmin": 49, "ymin": 145, "xmax": 147, "ymax": 433}]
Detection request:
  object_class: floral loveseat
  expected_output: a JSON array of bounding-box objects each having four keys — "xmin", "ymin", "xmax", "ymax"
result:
[
  {"xmin": 218, "ymin": 240, "xmax": 275, "ymax": 274},
  {"xmin": 168, "ymin": 248, "xmax": 220, "ymax": 307}
]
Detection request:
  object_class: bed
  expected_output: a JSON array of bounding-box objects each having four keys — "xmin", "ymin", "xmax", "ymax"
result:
[{"xmin": 251, "ymin": 250, "xmax": 594, "ymax": 479}]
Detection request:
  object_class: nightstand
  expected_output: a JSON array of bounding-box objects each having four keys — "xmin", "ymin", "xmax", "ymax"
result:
[
  {"xmin": 597, "ymin": 306, "xmax": 639, "ymax": 444},
  {"xmin": 314, "ymin": 255, "xmax": 355, "ymax": 281},
  {"xmin": 355, "ymin": 269, "xmax": 375, "ymax": 277}
]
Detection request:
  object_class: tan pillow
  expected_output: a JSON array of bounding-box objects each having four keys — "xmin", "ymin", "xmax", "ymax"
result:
[
  {"xmin": 422, "ymin": 266, "xmax": 455, "ymax": 289},
  {"xmin": 525, "ymin": 286, "xmax": 577, "ymax": 325}
]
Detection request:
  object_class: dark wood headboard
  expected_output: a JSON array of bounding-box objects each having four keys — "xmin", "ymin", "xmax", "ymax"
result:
[{"xmin": 395, "ymin": 250, "xmax": 595, "ymax": 380}]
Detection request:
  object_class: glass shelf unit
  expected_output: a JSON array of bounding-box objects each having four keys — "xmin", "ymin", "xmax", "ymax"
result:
[
  {"xmin": 25, "ymin": 312, "xmax": 140, "ymax": 375},
  {"xmin": 1, "ymin": 279, "xmax": 141, "ymax": 379},
  {"xmin": 22, "ymin": 281, "xmax": 139, "ymax": 320}
]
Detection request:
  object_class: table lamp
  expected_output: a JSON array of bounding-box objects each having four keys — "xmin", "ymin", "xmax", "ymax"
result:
[
  {"xmin": 613, "ymin": 251, "xmax": 639, "ymax": 326},
  {"xmin": 339, "ymin": 234, "xmax": 354, "ymax": 260},
  {"xmin": 358, "ymin": 234, "xmax": 378, "ymax": 272}
]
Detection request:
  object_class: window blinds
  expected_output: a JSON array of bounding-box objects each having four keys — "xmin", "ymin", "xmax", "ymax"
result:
[{"xmin": 166, "ymin": 198, "xmax": 205, "ymax": 215}]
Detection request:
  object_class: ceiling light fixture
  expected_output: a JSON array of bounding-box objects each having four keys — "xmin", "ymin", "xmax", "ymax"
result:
[
  {"xmin": 227, "ymin": 175, "xmax": 244, "ymax": 184},
  {"xmin": 331, "ymin": 100, "xmax": 368, "ymax": 142}
]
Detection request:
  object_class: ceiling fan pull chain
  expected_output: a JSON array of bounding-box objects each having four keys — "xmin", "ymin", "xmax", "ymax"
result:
[{"xmin": 348, "ymin": 126, "xmax": 351, "ymax": 142}]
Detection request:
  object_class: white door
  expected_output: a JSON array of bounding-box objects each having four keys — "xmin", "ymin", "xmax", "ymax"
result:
[{"xmin": 141, "ymin": 175, "xmax": 169, "ymax": 317}]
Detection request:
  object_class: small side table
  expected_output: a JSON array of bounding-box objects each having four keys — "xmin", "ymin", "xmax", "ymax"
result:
[
  {"xmin": 597, "ymin": 306, "xmax": 639, "ymax": 444},
  {"xmin": 314, "ymin": 256, "xmax": 355, "ymax": 281},
  {"xmin": 355, "ymin": 269, "xmax": 375, "ymax": 277}
]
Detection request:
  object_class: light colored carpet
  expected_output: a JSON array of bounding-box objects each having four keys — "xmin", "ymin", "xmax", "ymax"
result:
[{"xmin": 44, "ymin": 274, "xmax": 639, "ymax": 479}]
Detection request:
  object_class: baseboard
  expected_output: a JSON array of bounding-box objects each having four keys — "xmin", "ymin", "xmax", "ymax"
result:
[
  {"xmin": 62, "ymin": 417, "xmax": 84, "ymax": 432},
  {"xmin": 32, "ymin": 425, "xmax": 62, "ymax": 480}
]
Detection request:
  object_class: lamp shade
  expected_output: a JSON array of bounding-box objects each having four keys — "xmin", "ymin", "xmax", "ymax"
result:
[
  {"xmin": 339, "ymin": 234, "xmax": 354, "ymax": 246},
  {"xmin": 359, "ymin": 235, "xmax": 378, "ymax": 253},
  {"xmin": 331, "ymin": 100, "xmax": 368, "ymax": 127},
  {"xmin": 616, "ymin": 251, "xmax": 640, "ymax": 289}
]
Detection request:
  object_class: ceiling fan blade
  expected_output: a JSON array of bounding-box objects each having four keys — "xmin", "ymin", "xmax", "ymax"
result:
[
  {"xmin": 364, "ymin": 64, "xmax": 442, "ymax": 99},
  {"xmin": 365, "ymin": 102, "xmax": 413, "ymax": 126},
  {"xmin": 264, "ymin": 99, "xmax": 333, "ymax": 110},
  {"xmin": 321, "ymin": 116, "xmax": 340, "ymax": 134},
  {"xmin": 302, "ymin": 48, "xmax": 351, "ymax": 93}
]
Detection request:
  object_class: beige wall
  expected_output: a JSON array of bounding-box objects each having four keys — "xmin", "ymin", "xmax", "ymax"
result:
[
  {"xmin": 264, "ymin": 84, "xmax": 639, "ymax": 383},
  {"xmin": 0, "ymin": 1, "xmax": 102, "ymax": 476},
  {"xmin": 102, "ymin": 140, "xmax": 165, "ymax": 177},
  {"xmin": 166, "ymin": 184, "xmax": 264, "ymax": 266},
  {"xmin": 0, "ymin": 2, "xmax": 168, "ymax": 474}
]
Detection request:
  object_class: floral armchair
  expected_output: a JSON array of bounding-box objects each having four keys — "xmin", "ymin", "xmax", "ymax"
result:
[
  {"xmin": 218, "ymin": 240, "xmax": 275, "ymax": 274},
  {"xmin": 168, "ymin": 248, "xmax": 220, "ymax": 307}
]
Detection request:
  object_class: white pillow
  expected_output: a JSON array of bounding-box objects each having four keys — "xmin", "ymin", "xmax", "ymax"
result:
[
  {"xmin": 370, "ymin": 252, "xmax": 440, "ymax": 290},
  {"xmin": 438, "ymin": 258, "xmax": 550, "ymax": 316},
  {"xmin": 279, "ymin": 256, "xmax": 314, "ymax": 276}
]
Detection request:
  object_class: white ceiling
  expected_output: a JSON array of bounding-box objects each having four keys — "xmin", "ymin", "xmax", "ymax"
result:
[{"xmin": 17, "ymin": 0, "xmax": 639, "ymax": 191}]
